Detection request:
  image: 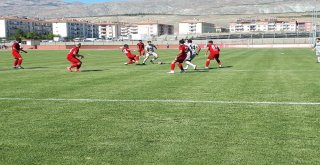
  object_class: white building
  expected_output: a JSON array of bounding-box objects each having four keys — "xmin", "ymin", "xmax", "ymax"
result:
[
  {"xmin": 98, "ymin": 23, "xmax": 121, "ymax": 39},
  {"xmin": 52, "ymin": 19, "xmax": 99, "ymax": 39},
  {"xmin": 275, "ymin": 21, "xmax": 297, "ymax": 32},
  {"xmin": 229, "ymin": 19, "xmax": 304, "ymax": 33},
  {"xmin": 0, "ymin": 16, "xmax": 52, "ymax": 38},
  {"xmin": 120, "ymin": 24, "xmax": 138, "ymax": 40},
  {"xmin": 137, "ymin": 22, "xmax": 174, "ymax": 36},
  {"xmin": 179, "ymin": 21, "xmax": 214, "ymax": 34}
]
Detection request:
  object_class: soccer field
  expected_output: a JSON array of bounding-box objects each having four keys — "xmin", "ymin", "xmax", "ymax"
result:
[{"xmin": 1, "ymin": 48, "xmax": 320, "ymax": 164}]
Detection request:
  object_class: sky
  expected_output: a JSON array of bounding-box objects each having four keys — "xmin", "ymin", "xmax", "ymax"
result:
[{"xmin": 64, "ymin": 0, "xmax": 118, "ymax": 3}]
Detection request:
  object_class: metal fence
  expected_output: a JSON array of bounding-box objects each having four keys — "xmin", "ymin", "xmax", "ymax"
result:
[{"xmin": 1, "ymin": 32, "xmax": 318, "ymax": 46}]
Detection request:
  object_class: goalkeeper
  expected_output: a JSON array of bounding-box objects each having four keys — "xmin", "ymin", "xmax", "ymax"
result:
[{"xmin": 66, "ymin": 43, "xmax": 84, "ymax": 72}]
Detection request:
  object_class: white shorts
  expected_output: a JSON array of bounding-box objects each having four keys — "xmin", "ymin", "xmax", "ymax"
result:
[
  {"xmin": 146, "ymin": 52, "xmax": 158, "ymax": 58},
  {"xmin": 186, "ymin": 52, "xmax": 196, "ymax": 61}
]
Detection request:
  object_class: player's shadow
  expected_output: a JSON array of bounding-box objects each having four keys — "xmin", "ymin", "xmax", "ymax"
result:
[
  {"xmin": 221, "ymin": 65, "xmax": 233, "ymax": 69},
  {"xmin": 81, "ymin": 69, "xmax": 108, "ymax": 72},
  {"xmin": 193, "ymin": 65, "xmax": 233, "ymax": 72},
  {"xmin": 24, "ymin": 67, "xmax": 49, "ymax": 69},
  {"xmin": 193, "ymin": 69, "xmax": 209, "ymax": 72},
  {"xmin": 206, "ymin": 65, "xmax": 233, "ymax": 70}
]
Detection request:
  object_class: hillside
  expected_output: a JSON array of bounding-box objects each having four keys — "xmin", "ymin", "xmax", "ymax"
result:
[{"xmin": 0, "ymin": 0, "xmax": 318, "ymax": 18}]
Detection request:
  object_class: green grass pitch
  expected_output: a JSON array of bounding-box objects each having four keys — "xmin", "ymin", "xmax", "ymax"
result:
[{"xmin": 1, "ymin": 48, "xmax": 320, "ymax": 164}]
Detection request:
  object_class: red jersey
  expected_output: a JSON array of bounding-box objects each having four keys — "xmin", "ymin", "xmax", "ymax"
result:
[
  {"xmin": 67, "ymin": 47, "xmax": 80, "ymax": 58},
  {"xmin": 12, "ymin": 42, "xmax": 21, "ymax": 53},
  {"xmin": 137, "ymin": 42, "xmax": 145, "ymax": 51},
  {"xmin": 178, "ymin": 44, "xmax": 188, "ymax": 57},
  {"xmin": 123, "ymin": 48, "xmax": 134, "ymax": 57},
  {"xmin": 207, "ymin": 44, "xmax": 220, "ymax": 55}
]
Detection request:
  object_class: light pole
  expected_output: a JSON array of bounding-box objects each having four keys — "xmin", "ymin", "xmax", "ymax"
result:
[
  {"xmin": 312, "ymin": 0, "xmax": 318, "ymax": 45},
  {"xmin": 91, "ymin": 24, "xmax": 94, "ymax": 38}
]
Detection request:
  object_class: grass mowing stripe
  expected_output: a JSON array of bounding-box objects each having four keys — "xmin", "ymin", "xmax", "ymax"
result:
[{"xmin": 1, "ymin": 97, "xmax": 320, "ymax": 105}]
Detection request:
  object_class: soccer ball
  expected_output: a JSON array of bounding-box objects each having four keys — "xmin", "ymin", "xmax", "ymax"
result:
[{"xmin": 158, "ymin": 61, "xmax": 163, "ymax": 65}]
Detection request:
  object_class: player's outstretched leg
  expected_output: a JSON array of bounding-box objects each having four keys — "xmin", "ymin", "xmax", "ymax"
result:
[
  {"xmin": 168, "ymin": 60, "xmax": 176, "ymax": 74},
  {"xmin": 17, "ymin": 58, "xmax": 24, "ymax": 69},
  {"xmin": 67, "ymin": 63, "xmax": 78, "ymax": 72},
  {"xmin": 143, "ymin": 53, "xmax": 150, "ymax": 64},
  {"xmin": 75, "ymin": 61, "xmax": 82, "ymax": 72},
  {"xmin": 13, "ymin": 58, "xmax": 19, "ymax": 69},
  {"xmin": 185, "ymin": 61, "xmax": 196, "ymax": 70},
  {"xmin": 178, "ymin": 63, "xmax": 185, "ymax": 73},
  {"xmin": 205, "ymin": 59, "xmax": 211, "ymax": 69},
  {"xmin": 134, "ymin": 55, "xmax": 140, "ymax": 64},
  {"xmin": 150, "ymin": 53, "xmax": 158, "ymax": 64},
  {"xmin": 215, "ymin": 57, "xmax": 222, "ymax": 68}
]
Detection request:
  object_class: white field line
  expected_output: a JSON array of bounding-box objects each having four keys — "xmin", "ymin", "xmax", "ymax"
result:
[{"xmin": 0, "ymin": 97, "xmax": 320, "ymax": 105}]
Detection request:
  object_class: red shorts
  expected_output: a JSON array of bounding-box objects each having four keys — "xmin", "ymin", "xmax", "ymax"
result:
[
  {"xmin": 208, "ymin": 53, "xmax": 220, "ymax": 60},
  {"xmin": 12, "ymin": 51, "xmax": 22, "ymax": 59},
  {"xmin": 67, "ymin": 57, "xmax": 80, "ymax": 64},
  {"xmin": 138, "ymin": 49, "xmax": 144, "ymax": 52},
  {"xmin": 176, "ymin": 55, "xmax": 186, "ymax": 63}
]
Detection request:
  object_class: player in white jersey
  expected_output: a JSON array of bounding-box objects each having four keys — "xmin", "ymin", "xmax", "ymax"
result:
[
  {"xmin": 313, "ymin": 37, "xmax": 320, "ymax": 63},
  {"xmin": 184, "ymin": 39, "xmax": 201, "ymax": 70},
  {"xmin": 143, "ymin": 41, "xmax": 158, "ymax": 64}
]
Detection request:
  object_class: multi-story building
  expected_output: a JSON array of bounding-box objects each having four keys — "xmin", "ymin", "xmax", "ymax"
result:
[
  {"xmin": 98, "ymin": 22, "xmax": 121, "ymax": 39},
  {"xmin": 51, "ymin": 19, "xmax": 99, "ymax": 39},
  {"xmin": 0, "ymin": 16, "xmax": 52, "ymax": 38},
  {"xmin": 120, "ymin": 24, "xmax": 138, "ymax": 40},
  {"xmin": 275, "ymin": 21, "xmax": 297, "ymax": 32},
  {"xmin": 297, "ymin": 21, "xmax": 312, "ymax": 32},
  {"xmin": 138, "ymin": 22, "xmax": 174, "ymax": 36},
  {"xmin": 229, "ymin": 18, "xmax": 311, "ymax": 33},
  {"xmin": 179, "ymin": 21, "xmax": 214, "ymax": 34}
]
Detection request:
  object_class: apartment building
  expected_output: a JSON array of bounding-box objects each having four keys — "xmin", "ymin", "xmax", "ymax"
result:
[
  {"xmin": 52, "ymin": 19, "xmax": 99, "ymax": 38},
  {"xmin": 120, "ymin": 24, "xmax": 138, "ymax": 40},
  {"xmin": 98, "ymin": 22, "xmax": 121, "ymax": 39},
  {"xmin": 179, "ymin": 21, "xmax": 214, "ymax": 34},
  {"xmin": 138, "ymin": 22, "xmax": 174, "ymax": 36},
  {"xmin": 229, "ymin": 18, "xmax": 312, "ymax": 33},
  {"xmin": 0, "ymin": 16, "xmax": 52, "ymax": 38}
]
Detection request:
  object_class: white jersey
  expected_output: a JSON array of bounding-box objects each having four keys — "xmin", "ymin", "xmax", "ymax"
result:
[
  {"xmin": 186, "ymin": 43, "xmax": 199, "ymax": 55},
  {"xmin": 145, "ymin": 44, "xmax": 156, "ymax": 53}
]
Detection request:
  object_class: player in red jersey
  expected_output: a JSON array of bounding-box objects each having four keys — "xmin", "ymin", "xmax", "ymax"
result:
[
  {"xmin": 121, "ymin": 44, "xmax": 140, "ymax": 65},
  {"xmin": 12, "ymin": 38, "xmax": 27, "ymax": 69},
  {"xmin": 66, "ymin": 43, "xmax": 84, "ymax": 72},
  {"xmin": 168, "ymin": 39, "xmax": 188, "ymax": 74},
  {"xmin": 137, "ymin": 40, "xmax": 145, "ymax": 57},
  {"xmin": 205, "ymin": 40, "xmax": 222, "ymax": 69}
]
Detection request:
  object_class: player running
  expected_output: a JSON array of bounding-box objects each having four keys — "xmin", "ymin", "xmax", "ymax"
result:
[
  {"xmin": 184, "ymin": 39, "xmax": 201, "ymax": 70},
  {"xmin": 121, "ymin": 44, "xmax": 140, "ymax": 65},
  {"xmin": 12, "ymin": 38, "xmax": 27, "ymax": 69},
  {"xmin": 168, "ymin": 39, "xmax": 188, "ymax": 74},
  {"xmin": 205, "ymin": 40, "xmax": 222, "ymax": 69},
  {"xmin": 137, "ymin": 40, "xmax": 145, "ymax": 57},
  {"xmin": 143, "ymin": 41, "xmax": 159, "ymax": 64},
  {"xmin": 66, "ymin": 43, "xmax": 84, "ymax": 72}
]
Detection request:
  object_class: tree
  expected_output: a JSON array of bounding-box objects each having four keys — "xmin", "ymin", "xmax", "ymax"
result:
[
  {"xmin": 13, "ymin": 29, "xmax": 25, "ymax": 39},
  {"xmin": 46, "ymin": 32, "xmax": 55, "ymax": 40}
]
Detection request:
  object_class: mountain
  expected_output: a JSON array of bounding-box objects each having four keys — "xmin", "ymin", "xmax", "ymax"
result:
[{"xmin": 0, "ymin": 0, "xmax": 318, "ymax": 19}]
